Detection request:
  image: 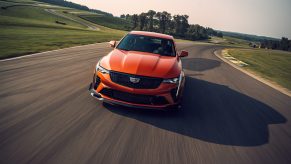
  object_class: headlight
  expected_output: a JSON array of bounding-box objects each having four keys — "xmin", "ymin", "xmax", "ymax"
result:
[
  {"xmin": 162, "ymin": 77, "xmax": 179, "ymax": 84},
  {"xmin": 96, "ymin": 62, "xmax": 109, "ymax": 74}
]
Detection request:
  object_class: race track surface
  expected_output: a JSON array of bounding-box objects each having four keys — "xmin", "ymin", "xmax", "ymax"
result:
[{"xmin": 0, "ymin": 42, "xmax": 290, "ymax": 164}]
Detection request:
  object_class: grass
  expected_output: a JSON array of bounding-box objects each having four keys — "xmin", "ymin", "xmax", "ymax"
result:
[
  {"xmin": 0, "ymin": 5, "xmax": 86, "ymax": 29},
  {"xmin": 0, "ymin": 0, "xmax": 126, "ymax": 59},
  {"xmin": 175, "ymin": 38, "xmax": 197, "ymax": 43},
  {"xmin": 1, "ymin": 0, "xmax": 37, "ymax": 4},
  {"xmin": 0, "ymin": 25, "xmax": 125, "ymax": 59},
  {"xmin": 80, "ymin": 14, "xmax": 132, "ymax": 31},
  {"xmin": 1, "ymin": 0, "xmax": 239, "ymax": 59},
  {"xmin": 228, "ymin": 48, "xmax": 291, "ymax": 90},
  {"xmin": 208, "ymin": 36, "xmax": 255, "ymax": 48}
]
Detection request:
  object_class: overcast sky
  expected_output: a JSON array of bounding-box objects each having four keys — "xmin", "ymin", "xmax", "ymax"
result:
[{"xmin": 69, "ymin": 0, "xmax": 291, "ymax": 38}]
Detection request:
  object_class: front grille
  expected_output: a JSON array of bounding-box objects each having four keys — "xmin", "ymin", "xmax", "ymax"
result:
[
  {"xmin": 100, "ymin": 88, "xmax": 168, "ymax": 105},
  {"xmin": 109, "ymin": 71, "xmax": 162, "ymax": 89}
]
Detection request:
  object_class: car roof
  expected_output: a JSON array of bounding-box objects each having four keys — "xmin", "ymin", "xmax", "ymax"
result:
[{"xmin": 129, "ymin": 31, "xmax": 174, "ymax": 40}]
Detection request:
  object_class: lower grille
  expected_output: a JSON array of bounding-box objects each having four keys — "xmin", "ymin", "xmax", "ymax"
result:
[{"xmin": 100, "ymin": 88, "xmax": 168, "ymax": 105}]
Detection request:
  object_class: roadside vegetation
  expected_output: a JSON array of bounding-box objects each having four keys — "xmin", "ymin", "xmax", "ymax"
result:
[
  {"xmin": 208, "ymin": 36, "xmax": 253, "ymax": 48},
  {"xmin": 228, "ymin": 48, "xmax": 291, "ymax": 90},
  {"xmin": 1, "ymin": 0, "xmax": 289, "ymax": 66},
  {"xmin": 35, "ymin": 0, "xmax": 113, "ymax": 16},
  {"xmin": 212, "ymin": 33, "xmax": 291, "ymax": 91},
  {"xmin": 221, "ymin": 31, "xmax": 291, "ymax": 52},
  {"xmin": 1, "ymin": 26, "xmax": 124, "ymax": 59},
  {"xmin": 120, "ymin": 11, "xmax": 223, "ymax": 40},
  {"xmin": 0, "ymin": 0, "xmax": 125, "ymax": 59},
  {"xmin": 80, "ymin": 15, "xmax": 132, "ymax": 31},
  {"xmin": 1, "ymin": 0, "xmax": 221, "ymax": 59},
  {"xmin": 259, "ymin": 37, "xmax": 291, "ymax": 52}
]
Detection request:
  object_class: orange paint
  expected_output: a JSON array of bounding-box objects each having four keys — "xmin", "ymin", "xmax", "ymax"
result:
[{"xmin": 90, "ymin": 31, "xmax": 188, "ymax": 110}]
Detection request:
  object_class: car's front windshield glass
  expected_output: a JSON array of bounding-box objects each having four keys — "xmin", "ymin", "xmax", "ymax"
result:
[{"xmin": 116, "ymin": 34, "xmax": 176, "ymax": 57}]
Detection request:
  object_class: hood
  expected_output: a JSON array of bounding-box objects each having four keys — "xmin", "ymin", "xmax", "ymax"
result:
[{"xmin": 100, "ymin": 49, "xmax": 181, "ymax": 78}]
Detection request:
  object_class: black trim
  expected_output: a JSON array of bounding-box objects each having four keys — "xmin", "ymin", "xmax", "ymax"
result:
[{"xmin": 100, "ymin": 88, "xmax": 168, "ymax": 105}]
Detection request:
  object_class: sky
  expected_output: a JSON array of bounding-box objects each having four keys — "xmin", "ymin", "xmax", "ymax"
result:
[{"xmin": 69, "ymin": 0, "xmax": 291, "ymax": 39}]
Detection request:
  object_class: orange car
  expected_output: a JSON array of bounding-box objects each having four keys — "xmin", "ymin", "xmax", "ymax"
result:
[{"xmin": 89, "ymin": 31, "xmax": 188, "ymax": 110}]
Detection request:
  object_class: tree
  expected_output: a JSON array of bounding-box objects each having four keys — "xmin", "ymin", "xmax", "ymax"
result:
[
  {"xmin": 218, "ymin": 32, "xmax": 223, "ymax": 37},
  {"xmin": 125, "ymin": 14, "xmax": 131, "ymax": 20},
  {"xmin": 120, "ymin": 14, "xmax": 125, "ymax": 19},
  {"xmin": 173, "ymin": 15, "xmax": 181, "ymax": 35},
  {"xmin": 173, "ymin": 15, "xmax": 189, "ymax": 37},
  {"xmin": 180, "ymin": 15, "xmax": 189, "ymax": 36},
  {"xmin": 260, "ymin": 39, "xmax": 281, "ymax": 50},
  {"xmin": 280, "ymin": 37, "xmax": 289, "ymax": 51},
  {"xmin": 155, "ymin": 11, "xmax": 172, "ymax": 34},
  {"xmin": 205, "ymin": 27, "xmax": 217, "ymax": 36},
  {"xmin": 131, "ymin": 14, "xmax": 139, "ymax": 30},
  {"xmin": 186, "ymin": 24, "xmax": 208, "ymax": 40},
  {"xmin": 139, "ymin": 13, "xmax": 148, "ymax": 30},
  {"xmin": 147, "ymin": 10, "xmax": 156, "ymax": 32},
  {"xmin": 168, "ymin": 19, "xmax": 176, "ymax": 35},
  {"xmin": 126, "ymin": 10, "xmax": 214, "ymax": 41}
]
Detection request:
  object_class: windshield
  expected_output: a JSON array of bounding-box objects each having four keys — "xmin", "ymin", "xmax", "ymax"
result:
[{"xmin": 116, "ymin": 34, "xmax": 176, "ymax": 57}]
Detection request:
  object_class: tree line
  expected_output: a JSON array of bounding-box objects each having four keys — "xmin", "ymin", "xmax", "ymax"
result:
[
  {"xmin": 120, "ymin": 10, "xmax": 223, "ymax": 41},
  {"xmin": 260, "ymin": 37, "xmax": 291, "ymax": 51}
]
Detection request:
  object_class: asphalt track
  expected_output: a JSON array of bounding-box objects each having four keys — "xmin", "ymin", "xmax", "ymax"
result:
[{"xmin": 0, "ymin": 42, "xmax": 290, "ymax": 164}]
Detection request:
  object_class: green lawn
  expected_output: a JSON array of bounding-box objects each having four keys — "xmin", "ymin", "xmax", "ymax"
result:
[
  {"xmin": 0, "ymin": 0, "xmax": 126, "ymax": 59},
  {"xmin": 209, "ymin": 36, "xmax": 253, "ymax": 48},
  {"xmin": 228, "ymin": 48, "xmax": 291, "ymax": 90},
  {"xmin": 0, "ymin": 25, "xmax": 125, "ymax": 59},
  {"xmin": 79, "ymin": 15, "xmax": 132, "ymax": 31},
  {"xmin": 1, "ymin": 0, "xmax": 37, "ymax": 4},
  {"xmin": 0, "ymin": 5, "xmax": 86, "ymax": 29}
]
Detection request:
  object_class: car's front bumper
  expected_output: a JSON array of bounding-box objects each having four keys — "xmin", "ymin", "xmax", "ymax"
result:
[{"xmin": 89, "ymin": 71, "xmax": 185, "ymax": 110}]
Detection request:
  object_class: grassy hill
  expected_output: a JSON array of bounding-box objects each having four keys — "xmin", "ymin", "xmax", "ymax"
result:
[
  {"xmin": 228, "ymin": 48, "xmax": 291, "ymax": 90},
  {"xmin": 0, "ymin": 0, "xmax": 125, "ymax": 59},
  {"xmin": 207, "ymin": 36, "xmax": 255, "ymax": 48},
  {"xmin": 220, "ymin": 30, "xmax": 279, "ymax": 42},
  {"xmin": 0, "ymin": 5, "xmax": 85, "ymax": 29},
  {"xmin": 79, "ymin": 15, "xmax": 132, "ymax": 31},
  {"xmin": 0, "ymin": 0, "xmax": 284, "ymax": 61},
  {"xmin": 35, "ymin": 0, "xmax": 113, "ymax": 16}
]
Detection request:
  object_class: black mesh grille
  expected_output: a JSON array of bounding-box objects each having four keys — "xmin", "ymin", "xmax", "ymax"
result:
[
  {"xmin": 109, "ymin": 71, "xmax": 162, "ymax": 89},
  {"xmin": 100, "ymin": 88, "xmax": 168, "ymax": 105}
]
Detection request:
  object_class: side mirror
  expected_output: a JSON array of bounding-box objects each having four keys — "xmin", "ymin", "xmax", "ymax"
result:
[
  {"xmin": 109, "ymin": 40, "xmax": 116, "ymax": 48},
  {"xmin": 179, "ymin": 50, "xmax": 188, "ymax": 57}
]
